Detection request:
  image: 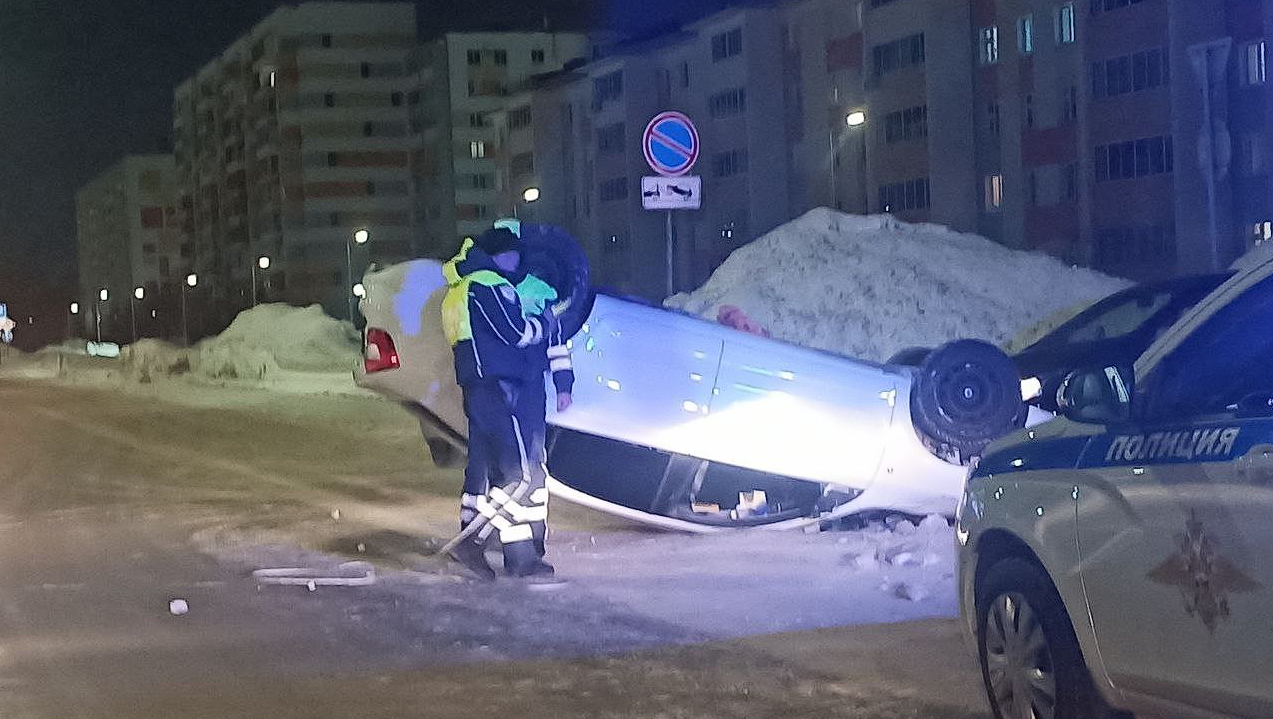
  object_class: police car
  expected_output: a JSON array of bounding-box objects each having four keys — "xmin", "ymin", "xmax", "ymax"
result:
[{"xmin": 957, "ymin": 258, "xmax": 1273, "ymax": 719}]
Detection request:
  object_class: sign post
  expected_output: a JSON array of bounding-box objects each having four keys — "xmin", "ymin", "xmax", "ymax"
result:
[{"xmin": 642, "ymin": 111, "xmax": 700, "ymax": 298}]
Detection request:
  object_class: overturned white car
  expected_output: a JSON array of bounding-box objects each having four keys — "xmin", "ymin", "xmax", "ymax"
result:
[{"xmin": 355, "ymin": 226, "xmax": 1042, "ymax": 531}]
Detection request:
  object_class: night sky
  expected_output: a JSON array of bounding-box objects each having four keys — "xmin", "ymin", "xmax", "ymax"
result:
[{"xmin": 0, "ymin": 0, "xmax": 736, "ymax": 348}]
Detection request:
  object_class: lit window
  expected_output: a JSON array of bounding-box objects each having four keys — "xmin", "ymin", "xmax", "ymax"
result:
[
  {"xmin": 1254, "ymin": 221, "xmax": 1272, "ymax": 244},
  {"xmin": 470, "ymin": 141, "xmax": 486, "ymax": 159},
  {"xmin": 1245, "ymin": 41, "xmax": 1266, "ymax": 85},
  {"xmin": 1018, "ymin": 16, "xmax": 1034, "ymax": 54},
  {"xmin": 980, "ymin": 26, "xmax": 999, "ymax": 65},
  {"xmin": 1056, "ymin": 3, "xmax": 1076, "ymax": 45},
  {"xmin": 984, "ymin": 174, "xmax": 1004, "ymax": 211}
]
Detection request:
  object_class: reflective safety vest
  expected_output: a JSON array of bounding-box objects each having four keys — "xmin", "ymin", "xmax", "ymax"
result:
[
  {"xmin": 442, "ymin": 271, "xmax": 509, "ymax": 347},
  {"xmin": 440, "ymin": 238, "xmax": 557, "ymax": 346}
]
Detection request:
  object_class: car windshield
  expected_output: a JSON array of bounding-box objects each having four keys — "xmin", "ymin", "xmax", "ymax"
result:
[{"xmin": 1026, "ymin": 278, "xmax": 1225, "ymax": 350}]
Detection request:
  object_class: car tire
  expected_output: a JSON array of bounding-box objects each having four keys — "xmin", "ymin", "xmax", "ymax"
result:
[
  {"xmin": 910, "ymin": 339, "xmax": 1027, "ymax": 463},
  {"xmin": 977, "ymin": 557, "xmax": 1130, "ymax": 719},
  {"xmin": 519, "ymin": 223, "xmax": 594, "ymax": 340},
  {"xmin": 886, "ymin": 346, "xmax": 932, "ymax": 366}
]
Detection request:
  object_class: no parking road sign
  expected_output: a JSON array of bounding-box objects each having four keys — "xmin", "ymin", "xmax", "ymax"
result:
[{"xmin": 643, "ymin": 112, "xmax": 700, "ymax": 177}]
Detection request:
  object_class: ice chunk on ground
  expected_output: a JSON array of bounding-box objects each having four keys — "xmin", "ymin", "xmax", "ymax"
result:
[{"xmin": 666, "ymin": 208, "xmax": 1130, "ymax": 362}]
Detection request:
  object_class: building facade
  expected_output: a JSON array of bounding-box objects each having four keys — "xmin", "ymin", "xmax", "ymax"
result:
[
  {"xmin": 499, "ymin": 0, "xmax": 1273, "ymax": 298},
  {"xmin": 173, "ymin": 2, "xmax": 420, "ymax": 331},
  {"xmin": 411, "ymin": 32, "xmax": 591, "ymax": 259},
  {"xmin": 74, "ymin": 155, "xmax": 179, "ymax": 341},
  {"xmin": 499, "ymin": 0, "xmax": 867, "ymax": 299}
]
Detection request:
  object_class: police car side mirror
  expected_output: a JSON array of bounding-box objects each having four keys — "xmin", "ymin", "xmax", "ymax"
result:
[
  {"xmin": 1236, "ymin": 392, "xmax": 1273, "ymax": 418},
  {"xmin": 1057, "ymin": 365, "xmax": 1134, "ymax": 424}
]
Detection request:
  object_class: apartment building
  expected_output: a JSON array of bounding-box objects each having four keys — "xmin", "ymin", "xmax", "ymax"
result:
[
  {"xmin": 412, "ymin": 32, "xmax": 590, "ymax": 259},
  {"xmin": 173, "ymin": 2, "xmax": 419, "ymax": 330},
  {"xmin": 74, "ymin": 155, "xmax": 179, "ymax": 341},
  {"xmin": 499, "ymin": 0, "xmax": 865, "ymax": 299}
]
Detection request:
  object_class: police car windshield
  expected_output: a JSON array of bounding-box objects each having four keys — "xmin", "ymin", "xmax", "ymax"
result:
[
  {"xmin": 1029, "ymin": 278, "xmax": 1224, "ymax": 350},
  {"xmin": 1149, "ymin": 273, "xmax": 1273, "ymax": 418}
]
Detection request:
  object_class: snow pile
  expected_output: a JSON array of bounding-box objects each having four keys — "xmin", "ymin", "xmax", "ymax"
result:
[
  {"xmin": 122, "ymin": 339, "xmax": 191, "ymax": 382},
  {"xmin": 113, "ymin": 303, "xmax": 361, "ymax": 389},
  {"xmin": 666, "ymin": 208, "xmax": 1130, "ymax": 361},
  {"xmin": 0, "ymin": 348, "xmax": 62, "ymax": 380},
  {"xmin": 1232, "ymin": 240, "xmax": 1273, "ymax": 272},
  {"xmin": 196, "ymin": 303, "xmax": 359, "ymax": 375}
]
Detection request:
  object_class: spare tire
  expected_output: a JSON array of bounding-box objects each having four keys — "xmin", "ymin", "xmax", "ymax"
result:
[
  {"xmin": 887, "ymin": 346, "xmax": 932, "ymax": 367},
  {"xmin": 519, "ymin": 223, "xmax": 594, "ymax": 339},
  {"xmin": 910, "ymin": 339, "xmax": 1027, "ymax": 464}
]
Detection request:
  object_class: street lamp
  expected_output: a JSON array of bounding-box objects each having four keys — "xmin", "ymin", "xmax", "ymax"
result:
[
  {"xmin": 840, "ymin": 109, "xmax": 870, "ymax": 213},
  {"xmin": 352, "ymin": 283, "xmax": 366, "ymax": 299},
  {"xmin": 348, "ymin": 230, "xmax": 368, "ymax": 321},
  {"xmin": 68, "ymin": 302, "xmax": 79, "ymax": 341},
  {"xmin": 182, "ymin": 273, "xmax": 198, "ymax": 347},
  {"xmin": 95, "ymin": 288, "xmax": 109, "ymax": 343},
  {"xmin": 252, "ymin": 255, "xmax": 270, "ymax": 307},
  {"xmin": 512, "ymin": 187, "xmax": 541, "ymax": 220},
  {"xmin": 130, "ymin": 286, "xmax": 144, "ymax": 344}
]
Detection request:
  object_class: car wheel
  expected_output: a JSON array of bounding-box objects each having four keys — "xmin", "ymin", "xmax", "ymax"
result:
[
  {"xmin": 910, "ymin": 339, "xmax": 1027, "ymax": 463},
  {"xmin": 519, "ymin": 223, "xmax": 594, "ymax": 340},
  {"xmin": 977, "ymin": 557, "xmax": 1130, "ymax": 719},
  {"xmin": 886, "ymin": 346, "xmax": 932, "ymax": 366}
]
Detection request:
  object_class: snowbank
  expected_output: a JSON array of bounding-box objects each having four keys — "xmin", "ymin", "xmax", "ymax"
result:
[
  {"xmin": 198, "ymin": 303, "xmax": 359, "ymax": 375},
  {"xmin": 667, "ymin": 209, "xmax": 1130, "ymax": 362},
  {"xmin": 1232, "ymin": 240, "xmax": 1273, "ymax": 272},
  {"xmin": 0, "ymin": 348, "xmax": 62, "ymax": 380},
  {"xmin": 109, "ymin": 304, "xmax": 361, "ymax": 390}
]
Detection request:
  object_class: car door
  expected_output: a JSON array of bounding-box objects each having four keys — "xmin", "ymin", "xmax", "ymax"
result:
[
  {"xmin": 553, "ymin": 296, "xmax": 723, "ymax": 457},
  {"xmin": 704, "ymin": 333, "xmax": 897, "ymax": 489},
  {"xmin": 1075, "ymin": 274, "xmax": 1273, "ymax": 717}
]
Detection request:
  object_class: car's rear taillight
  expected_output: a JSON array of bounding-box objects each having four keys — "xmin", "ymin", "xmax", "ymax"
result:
[{"xmin": 364, "ymin": 327, "xmax": 400, "ymax": 373}]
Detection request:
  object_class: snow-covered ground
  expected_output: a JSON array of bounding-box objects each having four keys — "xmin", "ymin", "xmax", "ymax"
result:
[{"xmin": 667, "ymin": 208, "xmax": 1130, "ymax": 361}]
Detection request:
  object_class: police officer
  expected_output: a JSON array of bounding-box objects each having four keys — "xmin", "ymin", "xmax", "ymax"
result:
[{"xmin": 441, "ymin": 227, "xmax": 573, "ymax": 578}]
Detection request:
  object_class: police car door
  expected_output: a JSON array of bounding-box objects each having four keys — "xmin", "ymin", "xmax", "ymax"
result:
[{"xmin": 1075, "ymin": 272, "xmax": 1273, "ymax": 716}]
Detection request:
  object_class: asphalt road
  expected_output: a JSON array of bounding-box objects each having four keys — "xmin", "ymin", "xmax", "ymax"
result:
[{"xmin": 0, "ymin": 380, "xmax": 991, "ymax": 718}]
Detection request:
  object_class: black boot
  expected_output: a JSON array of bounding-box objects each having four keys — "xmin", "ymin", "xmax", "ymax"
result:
[
  {"xmin": 449, "ymin": 538, "xmax": 496, "ymax": 581},
  {"xmin": 529, "ymin": 522, "xmax": 555, "ymax": 575},
  {"xmin": 503, "ymin": 540, "xmax": 554, "ymax": 577}
]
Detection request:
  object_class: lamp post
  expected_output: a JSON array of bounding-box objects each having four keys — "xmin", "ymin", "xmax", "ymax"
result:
[
  {"xmin": 347, "ymin": 229, "xmax": 368, "ymax": 321},
  {"xmin": 182, "ymin": 273, "xmax": 197, "ymax": 347},
  {"xmin": 131, "ymin": 286, "xmax": 144, "ymax": 343},
  {"xmin": 252, "ymin": 255, "xmax": 270, "ymax": 307},
  {"xmin": 512, "ymin": 187, "xmax": 540, "ymax": 220},
  {"xmin": 68, "ymin": 302, "xmax": 79, "ymax": 341},
  {"xmin": 96, "ymin": 288, "xmax": 108, "ymax": 343},
  {"xmin": 845, "ymin": 110, "xmax": 869, "ymax": 214}
]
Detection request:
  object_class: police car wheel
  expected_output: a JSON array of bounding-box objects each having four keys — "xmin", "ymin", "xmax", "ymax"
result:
[
  {"xmin": 911, "ymin": 339, "xmax": 1027, "ymax": 463},
  {"xmin": 977, "ymin": 558, "xmax": 1129, "ymax": 719},
  {"xmin": 518, "ymin": 224, "xmax": 594, "ymax": 339}
]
